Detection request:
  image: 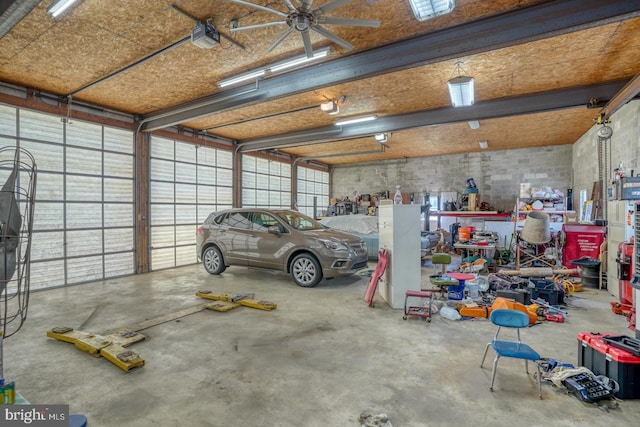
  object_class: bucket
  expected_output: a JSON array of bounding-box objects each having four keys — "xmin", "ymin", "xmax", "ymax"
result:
[
  {"xmin": 521, "ymin": 211, "xmax": 551, "ymax": 244},
  {"xmin": 447, "ymin": 283, "xmax": 466, "ymax": 300},
  {"xmin": 465, "ymin": 281, "xmax": 480, "ymax": 298}
]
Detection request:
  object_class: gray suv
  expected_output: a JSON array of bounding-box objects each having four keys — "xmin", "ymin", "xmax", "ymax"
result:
[{"xmin": 196, "ymin": 208, "xmax": 368, "ymax": 287}]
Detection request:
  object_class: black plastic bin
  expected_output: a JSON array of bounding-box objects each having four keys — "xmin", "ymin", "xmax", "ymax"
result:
[{"xmin": 570, "ymin": 257, "xmax": 601, "ymax": 288}]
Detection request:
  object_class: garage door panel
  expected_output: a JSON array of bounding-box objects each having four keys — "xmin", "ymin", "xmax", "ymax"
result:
[
  {"xmin": 104, "ymin": 127, "xmax": 133, "ymax": 154},
  {"xmin": 175, "ymin": 183, "xmax": 196, "ymax": 203},
  {"xmin": 67, "ymin": 203, "xmax": 102, "ymax": 228},
  {"xmin": 150, "ymin": 181, "xmax": 174, "ymax": 203},
  {"xmin": 176, "ymin": 162, "xmax": 196, "ymax": 183},
  {"xmin": 197, "ymin": 165, "xmax": 216, "ymax": 185},
  {"xmin": 104, "ymin": 203, "xmax": 133, "ymax": 227},
  {"xmin": 30, "ymin": 231, "xmax": 65, "ymax": 260},
  {"xmin": 104, "ymin": 178, "xmax": 133, "ymax": 202},
  {"xmin": 0, "ymin": 104, "xmax": 16, "ymax": 136},
  {"xmin": 66, "ymin": 175, "xmax": 102, "ymax": 201},
  {"xmin": 151, "ymin": 204, "xmax": 174, "ymax": 226},
  {"xmin": 105, "ymin": 152, "xmax": 133, "ymax": 177},
  {"xmin": 67, "ymin": 121, "xmax": 102, "ymax": 150},
  {"xmin": 176, "ymin": 142, "xmax": 196, "ymax": 163},
  {"xmin": 66, "ymin": 229, "xmax": 103, "ymax": 257},
  {"xmin": 19, "ymin": 109, "xmax": 63, "ymax": 143},
  {"xmin": 175, "ymin": 224, "xmax": 195, "ymax": 243},
  {"xmin": 67, "ymin": 255, "xmax": 103, "ymax": 284},
  {"xmin": 151, "ymin": 247, "xmax": 175, "ymax": 270},
  {"xmin": 104, "ymin": 228, "xmax": 134, "ymax": 253},
  {"xmin": 176, "ymin": 245, "xmax": 197, "ymax": 266},
  {"xmin": 150, "ymin": 158, "xmax": 174, "ymax": 181},
  {"xmin": 151, "ymin": 225, "xmax": 175, "ymax": 247},
  {"xmin": 34, "ymin": 172, "xmax": 63, "ymax": 200},
  {"xmin": 175, "ymin": 204, "xmax": 196, "ymax": 225},
  {"xmin": 19, "ymin": 140, "xmax": 63, "ymax": 172},
  {"xmin": 30, "ymin": 260, "xmax": 65, "ymax": 290},
  {"xmin": 104, "ymin": 252, "xmax": 134, "ymax": 276},
  {"xmin": 33, "ymin": 202, "xmax": 64, "ymax": 230}
]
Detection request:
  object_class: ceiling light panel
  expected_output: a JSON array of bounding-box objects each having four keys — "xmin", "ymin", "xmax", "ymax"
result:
[
  {"xmin": 335, "ymin": 115, "xmax": 377, "ymax": 126},
  {"xmin": 48, "ymin": 0, "xmax": 83, "ymax": 18},
  {"xmin": 409, "ymin": 0, "xmax": 455, "ymax": 22},
  {"xmin": 447, "ymin": 76, "xmax": 474, "ymax": 107}
]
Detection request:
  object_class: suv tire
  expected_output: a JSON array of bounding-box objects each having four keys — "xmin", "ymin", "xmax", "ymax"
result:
[
  {"xmin": 203, "ymin": 245, "xmax": 226, "ymax": 275},
  {"xmin": 291, "ymin": 253, "xmax": 322, "ymax": 287}
]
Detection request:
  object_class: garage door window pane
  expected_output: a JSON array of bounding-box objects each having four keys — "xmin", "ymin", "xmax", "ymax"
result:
[
  {"xmin": 105, "ymin": 152, "xmax": 133, "ymax": 177},
  {"xmin": 104, "ymin": 127, "xmax": 134, "ymax": 154},
  {"xmin": 67, "ymin": 255, "xmax": 103, "ymax": 283},
  {"xmin": 67, "ymin": 120, "xmax": 102, "ymax": 150},
  {"xmin": 0, "ymin": 104, "xmax": 16, "ymax": 136},
  {"xmin": 20, "ymin": 110, "xmax": 63, "ymax": 143},
  {"xmin": 67, "ymin": 203, "xmax": 102, "ymax": 228},
  {"xmin": 104, "ymin": 204, "xmax": 133, "ymax": 227},
  {"xmin": 19, "ymin": 140, "xmax": 63, "ymax": 172}
]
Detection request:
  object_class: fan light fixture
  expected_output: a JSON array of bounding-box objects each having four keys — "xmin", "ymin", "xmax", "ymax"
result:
[
  {"xmin": 217, "ymin": 69, "xmax": 266, "ymax": 88},
  {"xmin": 320, "ymin": 100, "xmax": 339, "ymax": 115},
  {"xmin": 409, "ymin": 0, "xmax": 455, "ymax": 22},
  {"xmin": 447, "ymin": 61, "xmax": 474, "ymax": 107},
  {"xmin": 468, "ymin": 120, "xmax": 480, "ymax": 129},
  {"xmin": 269, "ymin": 47, "xmax": 331, "ymax": 73},
  {"xmin": 335, "ymin": 115, "xmax": 377, "ymax": 126},
  {"xmin": 479, "ymin": 140, "xmax": 488, "ymax": 149},
  {"xmin": 47, "ymin": 0, "xmax": 82, "ymax": 18}
]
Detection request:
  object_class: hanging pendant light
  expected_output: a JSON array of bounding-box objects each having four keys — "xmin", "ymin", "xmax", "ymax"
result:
[{"xmin": 447, "ymin": 61, "xmax": 474, "ymax": 107}]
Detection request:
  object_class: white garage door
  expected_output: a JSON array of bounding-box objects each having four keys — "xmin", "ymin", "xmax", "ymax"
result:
[
  {"xmin": 241, "ymin": 155, "xmax": 291, "ymax": 209},
  {"xmin": 149, "ymin": 136, "xmax": 232, "ymax": 270},
  {"xmin": 0, "ymin": 104, "xmax": 135, "ymax": 290},
  {"xmin": 297, "ymin": 166, "xmax": 329, "ymax": 217}
]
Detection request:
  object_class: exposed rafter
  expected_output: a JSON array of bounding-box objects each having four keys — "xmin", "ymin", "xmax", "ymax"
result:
[{"xmin": 139, "ymin": 0, "xmax": 640, "ymax": 132}]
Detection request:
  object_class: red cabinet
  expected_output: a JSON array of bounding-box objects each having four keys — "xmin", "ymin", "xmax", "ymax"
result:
[{"xmin": 562, "ymin": 224, "xmax": 606, "ymax": 268}]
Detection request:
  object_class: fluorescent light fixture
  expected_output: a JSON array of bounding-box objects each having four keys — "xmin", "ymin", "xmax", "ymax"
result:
[
  {"xmin": 218, "ymin": 69, "xmax": 266, "ymax": 88},
  {"xmin": 48, "ymin": 0, "xmax": 82, "ymax": 18},
  {"xmin": 468, "ymin": 120, "xmax": 480, "ymax": 129},
  {"xmin": 409, "ymin": 0, "xmax": 455, "ymax": 21},
  {"xmin": 320, "ymin": 100, "xmax": 339, "ymax": 115},
  {"xmin": 374, "ymin": 133, "xmax": 388, "ymax": 143},
  {"xmin": 269, "ymin": 47, "xmax": 331, "ymax": 73},
  {"xmin": 479, "ymin": 140, "xmax": 488, "ymax": 149},
  {"xmin": 335, "ymin": 115, "xmax": 377, "ymax": 126},
  {"xmin": 448, "ymin": 75, "xmax": 474, "ymax": 107}
]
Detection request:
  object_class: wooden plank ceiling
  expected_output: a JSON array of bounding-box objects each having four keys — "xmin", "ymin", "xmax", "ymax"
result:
[{"xmin": 0, "ymin": 0, "xmax": 639, "ymax": 165}]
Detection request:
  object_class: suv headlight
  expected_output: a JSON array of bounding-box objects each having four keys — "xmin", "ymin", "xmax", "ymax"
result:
[{"xmin": 320, "ymin": 239, "xmax": 348, "ymax": 251}]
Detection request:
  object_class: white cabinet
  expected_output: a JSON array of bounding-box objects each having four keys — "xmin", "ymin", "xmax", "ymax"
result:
[{"xmin": 377, "ymin": 204, "xmax": 421, "ymax": 309}]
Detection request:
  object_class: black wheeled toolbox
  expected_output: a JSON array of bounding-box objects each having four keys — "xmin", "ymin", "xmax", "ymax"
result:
[{"xmin": 578, "ymin": 332, "xmax": 640, "ymax": 399}]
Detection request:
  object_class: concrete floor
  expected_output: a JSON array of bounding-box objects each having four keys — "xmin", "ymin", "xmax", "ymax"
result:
[{"xmin": 4, "ymin": 262, "xmax": 640, "ymax": 427}]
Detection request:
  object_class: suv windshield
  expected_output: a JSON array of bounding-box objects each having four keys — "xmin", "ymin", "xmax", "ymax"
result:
[{"xmin": 276, "ymin": 211, "xmax": 325, "ymax": 231}]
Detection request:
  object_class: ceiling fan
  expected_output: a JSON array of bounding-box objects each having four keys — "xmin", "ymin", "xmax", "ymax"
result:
[{"xmin": 229, "ymin": 0, "xmax": 380, "ymax": 57}]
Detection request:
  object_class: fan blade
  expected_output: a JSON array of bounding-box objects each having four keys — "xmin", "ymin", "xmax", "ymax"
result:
[
  {"xmin": 313, "ymin": 0, "xmax": 352, "ymax": 15},
  {"xmin": 229, "ymin": 0, "xmax": 288, "ymax": 17},
  {"xmin": 318, "ymin": 17, "xmax": 380, "ymax": 27},
  {"xmin": 282, "ymin": 0, "xmax": 297, "ymax": 12},
  {"xmin": 219, "ymin": 32, "xmax": 246, "ymax": 50},
  {"xmin": 230, "ymin": 21, "xmax": 287, "ymax": 32},
  {"xmin": 312, "ymin": 25, "xmax": 353, "ymax": 50},
  {"xmin": 0, "ymin": 164, "xmax": 21, "ymax": 287},
  {"xmin": 267, "ymin": 26, "xmax": 296, "ymax": 52},
  {"xmin": 0, "ymin": 166, "xmax": 22, "ymax": 237},
  {"xmin": 301, "ymin": 30, "xmax": 314, "ymax": 58},
  {"xmin": 299, "ymin": 0, "xmax": 314, "ymax": 12}
]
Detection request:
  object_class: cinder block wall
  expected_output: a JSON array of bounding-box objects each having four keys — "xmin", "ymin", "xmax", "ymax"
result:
[
  {"xmin": 331, "ymin": 146, "xmax": 573, "ymax": 212},
  {"xmin": 572, "ymin": 98, "xmax": 640, "ymax": 217}
]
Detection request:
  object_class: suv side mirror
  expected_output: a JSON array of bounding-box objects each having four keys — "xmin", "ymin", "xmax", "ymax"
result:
[{"xmin": 267, "ymin": 225, "xmax": 281, "ymax": 236}]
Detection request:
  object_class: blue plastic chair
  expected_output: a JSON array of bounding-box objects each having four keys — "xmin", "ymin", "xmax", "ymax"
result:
[{"xmin": 480, "ymin": 309, "xmax": 543, "ymax": 399}]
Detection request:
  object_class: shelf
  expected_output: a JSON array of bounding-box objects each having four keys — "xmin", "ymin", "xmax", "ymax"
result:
[{"xmin": 436, "ymin": 211, "xmax": 511, "ymax": 218}]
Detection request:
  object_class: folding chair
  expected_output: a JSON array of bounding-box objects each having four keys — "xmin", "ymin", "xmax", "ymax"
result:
[{"xmin": 480, "ymin": 309, "xmax": 543, "ymax": 399}]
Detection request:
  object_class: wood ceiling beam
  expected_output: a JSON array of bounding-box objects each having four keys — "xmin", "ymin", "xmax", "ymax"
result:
[
  {"xmin": 139, "ymin": 0, "xmax": 640, "ymax": 132},
  {"xmin": 235, "ymin": 80, "xmax": 629, "ymax": 152}
]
